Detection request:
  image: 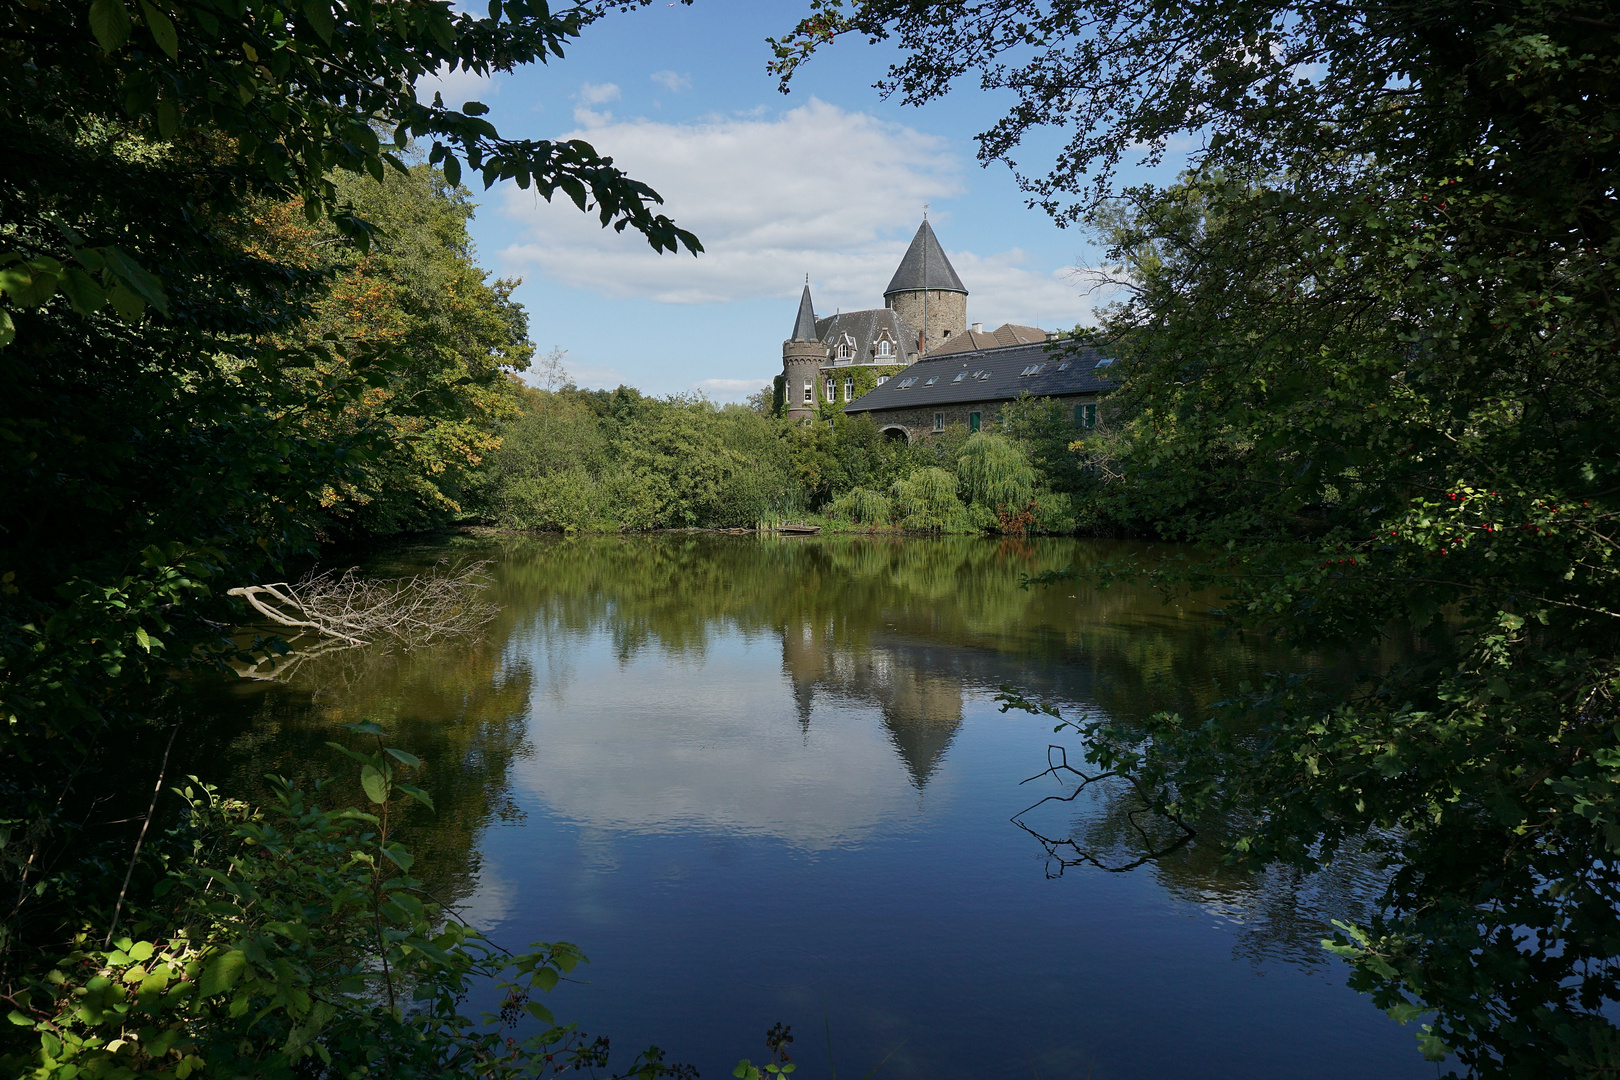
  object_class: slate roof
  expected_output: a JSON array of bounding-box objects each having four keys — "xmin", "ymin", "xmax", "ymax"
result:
[
  {"xmin": 843, "ymin": 340, "xmax": 1115, "ymax": 413},
  {"xmin": 883, "ymin": 220, "xmax": 967, "ymax": 297},
  {"xmin": 789, "ymin": 283, "xmax": 818, "ymax": 342},
  {"xmin": 813, "ymin": 308, "xmax": 921, "ymax": 368},
  {"xmin": 933, "ymin": 323, "xmax": 1047, "ymax": 355}
]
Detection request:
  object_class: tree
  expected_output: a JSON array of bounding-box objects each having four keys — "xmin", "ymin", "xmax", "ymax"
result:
[
  {"xmin": 0, "ymin": 0, "xmax": 700, "ymax": 994},
  {"xmin": 780, "ymin": 2, "xmax": 1620, "ymax": 1075}
]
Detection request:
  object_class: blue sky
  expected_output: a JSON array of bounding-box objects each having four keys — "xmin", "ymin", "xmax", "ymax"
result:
[{"xmin": 419, "ymin": 1, "xmax": 1179, "ymax": 400}]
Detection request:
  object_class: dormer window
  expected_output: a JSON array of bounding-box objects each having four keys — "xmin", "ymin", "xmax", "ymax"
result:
[
  {"xmin": 876, "ymin": 339, "xmax": 893, "ymax": 358},
  {"xmin": 836, "ymin": 334, "xmax": 856, "ymax": 361}
]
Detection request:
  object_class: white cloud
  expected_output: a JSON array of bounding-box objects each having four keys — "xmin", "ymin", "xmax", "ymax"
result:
[
  {"xmin": 520, "ymin": 358, "xmax": 627, "ymax": 391},
  {"xmin": 576, "ymin": 81, "xmax": 621, "ymax": 106},
  {"xmin": 650, "ymin": 69, "xmax": 692, "ymax": 93},
  {"xmin": 415, "ymin": 64, "xmax": 500, "ymax": 108},
  {"xmin": 495, "ymin": 99, "xmax": 1094, "ymax": 329},
  {"xmin": 695, "ymin": 377, "xmax": 772, "ymax": 401}
]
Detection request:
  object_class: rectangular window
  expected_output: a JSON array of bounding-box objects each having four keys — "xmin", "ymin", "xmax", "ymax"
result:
[
  {"xmin": 826, "ymin": 378, "xmax": 836, "ymax": 401},
  {"xmin": 804, "ymin": 381, "xmax": 813, "ymax": 403},
  {"xmin": 969, "ymin": 411, "xmax": 981, "ymax": 432},
  {"xmin": 933, "ymin": 412, "xmax": 944, "ymax": 432},
  {"xmin": 844, "ymin": 376, "xmax": 853, "ymax": 400}
]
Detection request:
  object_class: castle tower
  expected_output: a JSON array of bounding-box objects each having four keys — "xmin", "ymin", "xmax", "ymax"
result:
[
  {"xmin": 782, "ymin": 280, "xmax": 825, "ymax": 422},
  {"xmin": 883, "ymin": 219, "xmax": 968, "ymax": 353}
]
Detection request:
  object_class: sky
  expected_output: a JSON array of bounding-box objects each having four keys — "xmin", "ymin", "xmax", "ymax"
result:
[{"xmin": 416, "ymin": 0, "xmax": 1179, "ymax": 401}]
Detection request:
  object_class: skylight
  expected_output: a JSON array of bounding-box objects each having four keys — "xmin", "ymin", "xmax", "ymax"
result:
[
  {"xmin": 1095, "ymin": 357, "xmax": 1117, "ymax": 368},
  {"xmin": 1019, "ymin": 364, "xmax": 1045, "ymax": 376},
  {"xmin": 1056, "ymin": 360, "xmax": 1071, "ymax": 371},
  {"xmin": 897, "ymin": 377, "xmax": 917, "ymax": 389},
  {"xmin": 924, "ymin": 376, "xmax": 937, "ymax": 385},
  {"xmin": 952, "ymin": 372, "xmax": 967, "ymax": 382}
]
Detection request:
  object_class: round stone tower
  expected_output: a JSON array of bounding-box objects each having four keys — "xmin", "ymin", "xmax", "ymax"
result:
[
  {"xmin": 883, "ymin": 219, "xmax": 968, "ymax": 353},
  {"xmin": 783, "ymin": 281, "xmax": 826, "ymax": 423}
]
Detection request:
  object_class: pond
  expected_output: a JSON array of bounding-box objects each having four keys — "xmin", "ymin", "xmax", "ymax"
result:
[{"xmin": 173, "ymin": 534, "xmax": 1431, "ymax": 1079}]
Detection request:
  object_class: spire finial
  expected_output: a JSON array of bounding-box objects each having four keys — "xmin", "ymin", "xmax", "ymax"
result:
[
  {"xmin": 805, "ymin": 272, "xmax": 809, "ymax": 285},
  {"xmin": 923, "ymin": 202, "xmax": 929, "ymax": 221}
]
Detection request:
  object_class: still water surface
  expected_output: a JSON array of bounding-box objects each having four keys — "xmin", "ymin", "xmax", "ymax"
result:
[{"xmin": 180, "ymin": 534, "xmax": 1430, "ymax": 1079}]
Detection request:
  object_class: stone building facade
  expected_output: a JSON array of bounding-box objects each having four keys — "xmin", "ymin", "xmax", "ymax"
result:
[{"xmin": 781, "ymin": 217, "xmax": 1115, "ymax": 435}]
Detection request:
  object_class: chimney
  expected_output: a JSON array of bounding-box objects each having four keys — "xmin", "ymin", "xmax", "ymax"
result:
[{"xmin": 971, "ymin": 322, "xmax": 983, "ymax": 333}]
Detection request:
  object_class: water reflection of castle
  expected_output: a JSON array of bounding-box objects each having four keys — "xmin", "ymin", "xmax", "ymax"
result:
[{"xmin": 781, "ymin": 620, "xmax": 965, "ymax": 788}]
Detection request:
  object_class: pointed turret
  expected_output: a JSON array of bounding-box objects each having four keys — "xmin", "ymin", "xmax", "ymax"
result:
[
  {"xmin": 883, "ymin": 219, "xmax": 968, "ymax": 350},
  {"xmin": 883, "ymin": 220, "xmax": 967, "ymax": 298},
  {"xmin": 791, "ymin": 280, "xmax": 817, "ymax": 342}
]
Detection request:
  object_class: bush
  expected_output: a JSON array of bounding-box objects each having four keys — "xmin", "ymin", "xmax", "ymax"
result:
[
  {"xmin": 889, "ymin": 468, "xmax": 966, "ymax": 532},
  {"xmin": 827, "ymin": 487, "xmax": 892, "ymax": 525},
  {"xmin": 2, "ymin": 726, "xmax": 695, "ymax": 1080},
  {"xmin": 955, "ymin": 433, "xmax": 1037, "ymax": 510}
]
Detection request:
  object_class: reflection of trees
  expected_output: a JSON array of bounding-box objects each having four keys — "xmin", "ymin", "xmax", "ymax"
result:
[{"xmin": 170, "ymin": 532, "xmax": 1371, "ymax": 967}]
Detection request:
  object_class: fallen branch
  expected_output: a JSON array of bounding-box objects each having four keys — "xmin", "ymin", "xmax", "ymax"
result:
[{"xmin": 229, "ymin": 560, "xmax": 497, "ymax": 666}]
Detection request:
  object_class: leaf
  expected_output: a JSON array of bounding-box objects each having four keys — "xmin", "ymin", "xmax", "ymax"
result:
[
  {"xmin": 441, "ymin": 153, "xmax": 461, "ymax": 188},
  {"xmin": 139, "ymin": 0, "xmax": 178, "ymax": 59},
  {"xmin": 157, "ymin": 98, "xmax": 180, "ymax": 138},
  {"xmin": 134, "ymin": 626, "xmax": 152, "ymax": 652},
  {"xmin": 340, "ymin": 721, "xmax": 386, "ymax": 735},
  {"xmin": 90, "ymin": 0, "xmax": 132, "ymax": 52},
  {"xmin": 381, "ymin": 845, "xmax": 414, "ymax": 873},
  {"xmin": 384, "ymin": 747, "xmax": 420, "ymax": 768},
  {"xmin": 394, "ymin": 783, "xmax": 434, "ymax": 810},
  {"xmin": 360, "ymin": 764, "xmax": 388, "ymax": 804},
  {"xmin": 302, "ymin": 0, "xmax": 334, "ymax": 43},
  {"xmin": 59, "ymin": 267, "xmax": 108, "ymax": 315},
  {"xmin": 0, "ymin": 310, "xmax": 13, "ymax": 348},
  {"xmin": 196, "ymin": 950, "xmax": 246, "ymax": 997},
  {"xmin": 108, "ymin": 284, "xmax": 146, "ymax": 322},
  {"xmin": 99, "ymin": 245, "xmax": 168, "ymax": 314}
]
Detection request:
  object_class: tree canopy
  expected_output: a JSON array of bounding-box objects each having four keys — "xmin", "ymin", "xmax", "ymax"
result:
[{"xmin": 782, "ymin": 1, "xmax": 1620, "ymax": 1075}]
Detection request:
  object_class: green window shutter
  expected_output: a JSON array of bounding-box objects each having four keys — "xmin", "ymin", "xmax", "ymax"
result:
[
  {"xmin": 1073, "ymin": 404, "xmax": 1083, "ymax": 426},
  {"xmin": 1085, "ymin": 404, "xmax": 1097, "ymax": 428},
  {"xmin": 969, "ymin": 411, "xmax": 981, "ymax": 432}
]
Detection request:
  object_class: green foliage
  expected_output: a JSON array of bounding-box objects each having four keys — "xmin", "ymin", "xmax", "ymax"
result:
[
  {"xmin": 785, "ymin": 0, "xmax": 1620, "ymax": 1074},
  {"xmin": 955, "ymin": 433, "xmax": 1036, "ymax": 511},
  {"xmin": 483, "ymin": 389, "xmax": 794, "ymax": 530},
  {"xmin": 2, "ymin": 731, "xmax": 693, "ymax": 1079},
  {"xmin": 888, "ymin": 468, "xmax": 966, "ymax": 533},
  {"xmin": 826, "ymin": 487, "xmax": 893, "ymax": 526},
  {"xmin": 0, "ymin": 0, "xmax": 699, "ymax": 1041}
]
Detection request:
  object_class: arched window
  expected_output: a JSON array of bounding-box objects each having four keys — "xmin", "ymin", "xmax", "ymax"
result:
[
  {"xmin": 876, "ymin": 339, "xmax": 893, "ymax": 358},
  {"xmin": 836, "ymin": 334, "xmax": 856, "ymax": 361}
]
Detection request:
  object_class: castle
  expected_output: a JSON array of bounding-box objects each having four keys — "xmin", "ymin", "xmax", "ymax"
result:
[{"xmin": 781, "ymin": 219, "xmax": 1111, "ymax": 440}]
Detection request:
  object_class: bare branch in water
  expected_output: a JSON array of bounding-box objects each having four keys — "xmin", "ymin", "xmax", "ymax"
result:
[
  {"xmin": 228, "ymin": 560, "xmax": 497, "ymax": 678},
  {"xmin": 1011, "ymin": 744, "xmax": 1195, "ymax": 876}
]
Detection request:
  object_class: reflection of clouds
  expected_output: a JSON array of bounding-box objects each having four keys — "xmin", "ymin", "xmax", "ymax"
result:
[
  {"xmin": 457, "ymin": 857, "xmax": 514, "ymax": 932},
  {"xmin": 511, "ymin": 632, "xmax": 930, "ymax": 851}
]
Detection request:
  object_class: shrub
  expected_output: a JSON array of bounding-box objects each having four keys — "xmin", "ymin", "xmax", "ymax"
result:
[
  {"xmin": 2, "ymin": 727, "xmax": 696, "ymax": 1080},
  {"xmin": 956, "ymin": 433, "xmax": 1036, "ymax": 510},
  {"xmin": 889, "ymin": 468, "xmax": 966, "ymax": 532},
  {"xmin": 827, "ymin": 487, "xmax": 892, "ymax": 525}
]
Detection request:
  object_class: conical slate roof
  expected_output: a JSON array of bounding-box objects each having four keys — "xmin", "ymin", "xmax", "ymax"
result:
[
  {"xmin": 790, "ymin": 282, "xmax": 817, "ymax": 341},
  {"xmin": 883, "ymin": 219, "xmax": 967, "ymax": 297}
]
